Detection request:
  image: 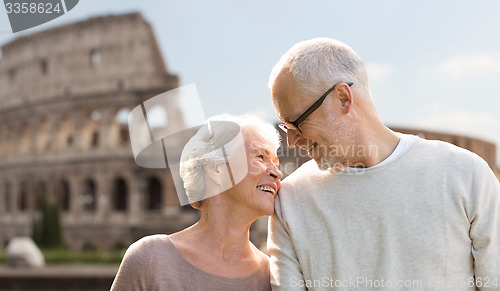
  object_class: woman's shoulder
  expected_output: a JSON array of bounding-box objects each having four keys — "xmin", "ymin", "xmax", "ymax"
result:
[
  {"xmin": 111, "ymin": 235, "xmax": 175, "ymax": 290},
  {"xmin": 124, "ymin": 234, "xmax": 172, "ymax": 260},
  {"xmin": 130, "ymin": 234, "xmax": 169, "ymax": 248}
]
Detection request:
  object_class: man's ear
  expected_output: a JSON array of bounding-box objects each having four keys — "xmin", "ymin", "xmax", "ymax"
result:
[
  {"xmin": 337, "ymin": 83, "xmax": 353, "ymax": 114},
  {"xmin": 204, "ymin": 163, "xmax": 223, "ymax": 186}
]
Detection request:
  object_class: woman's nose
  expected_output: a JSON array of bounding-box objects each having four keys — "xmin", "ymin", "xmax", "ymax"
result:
[{"xmin": 267, "ymin": 163, "xmax": 283, "ymax": 180}]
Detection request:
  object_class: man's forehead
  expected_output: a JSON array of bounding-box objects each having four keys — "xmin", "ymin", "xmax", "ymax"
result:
[
  {"xmin": 272, "ymin": 69, "xmax": 296, "ymax": 97},
  {"xmin": 272, "ymin": 72, "xmax": 308, "ymax": 122}
]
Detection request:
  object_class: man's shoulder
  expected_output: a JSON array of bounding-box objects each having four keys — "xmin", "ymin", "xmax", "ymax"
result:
[
  {"xmin": 411, "ymin": 136, "xmax": 483, "ymax": 164},
  {"xmin": 277, "ymin": 159, "xmax": 331, "ymax": 201},
  {"xmin": 282, "ymin": 159, "xmax": 320, "ymax": 184},
  {"xmin": 405, "ymin": 136, "xmax": 496, "ymax": 180}
]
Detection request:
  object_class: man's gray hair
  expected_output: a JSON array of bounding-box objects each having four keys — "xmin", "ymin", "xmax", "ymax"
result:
[
  {"xmin": 179, "ymin": 113, "xmax": 281, "ymax": 209},
  {"xmin": 268, "ymin": 37, "xmax": 369, "ymax": 98}
]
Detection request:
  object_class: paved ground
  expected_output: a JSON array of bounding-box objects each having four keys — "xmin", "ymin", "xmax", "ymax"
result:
[{"xmin": 0, "ymin": 264, "xmax": 119, "ymax": 277}]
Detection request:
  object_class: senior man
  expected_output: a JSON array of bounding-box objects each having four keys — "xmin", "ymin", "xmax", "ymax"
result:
[{"xmin": 267, "ymin": 37, "xmax": 500, "ymax": 290}]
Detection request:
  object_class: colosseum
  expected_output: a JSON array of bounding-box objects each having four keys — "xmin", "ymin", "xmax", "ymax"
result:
[
  {"xmin": 0, "ymin": 13, "xmax": 498, "ymax": 253},
  {"xmin": 0, "ymin": 13, "xmax": 200, "ymax": 252}
]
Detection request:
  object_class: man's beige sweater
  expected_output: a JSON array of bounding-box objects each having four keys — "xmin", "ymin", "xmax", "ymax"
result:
[{"xmin": 268, "ymin": 136, "xmax": 500, "ymax": 290}]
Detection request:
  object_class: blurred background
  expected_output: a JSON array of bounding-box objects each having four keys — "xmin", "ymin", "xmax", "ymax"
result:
[{"xmin": 0, "ymin": 1, "xmax": 499, "ymax": 290}]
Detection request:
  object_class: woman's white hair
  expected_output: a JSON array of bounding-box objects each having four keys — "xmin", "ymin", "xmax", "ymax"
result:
[
  {"xmin": 268, "ymin": 37, "xmax": 370, "ymax": 98},
  {"xmin": 179, "ymin": 113, "xmax": 281, "ymax": 209}
]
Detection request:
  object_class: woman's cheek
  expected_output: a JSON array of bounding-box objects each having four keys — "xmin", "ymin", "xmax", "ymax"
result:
[{"xmin": 247, "ymin": 159, "xmax": 262, "ymax": 175}]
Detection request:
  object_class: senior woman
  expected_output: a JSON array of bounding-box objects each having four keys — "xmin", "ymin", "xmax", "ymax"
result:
[{"xmin": 111, "ymin": 114, "xmax": 283, "ymax": 291}]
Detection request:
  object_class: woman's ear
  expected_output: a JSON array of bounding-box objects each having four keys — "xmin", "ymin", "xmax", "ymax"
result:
[{"xmin": 204, "ymin": 163, "xmax": 223, "ymax": 186}]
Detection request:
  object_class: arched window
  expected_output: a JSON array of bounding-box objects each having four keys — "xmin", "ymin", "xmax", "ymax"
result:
[
  {"xmin": 40, "ymin": 59, "xmax": 48, "ymax": 75},
  {"xmin": 115, "ymin": 108, "xmax": 131, "ymax": 146},
  {"xmin": 58, "ymin": 116, "xmax": 74, "ymax": 148},
  {"xmin": 19, "ymin": 123, "xmax": 30, "ymax": 154},
  {"xmin": 146, "ymin": 177, "xmax": 162, "ymax": 211},
  {"xmin": 82, "ymin": 179, "xmax": 97, "ymax": 212},
  {"xmin": 90, "ymin": 111, "xmax": 100, "ymax": 148},
  {"xmin": 113, "ymin": 178, "xmax": 128, "ymax": 212},
  {"xmin": 82, "ymin": 111, "xmax": 100, "ymax": 149},
  {"xmin": 56, "ymin": 180, "xmax": 70, "ymax": 212},
  {"xmin": 19, "ymin": 181, "xmax": 27, "ymax": 211},
  {"xmin": 90, "ymin": 49, "xmax": 101, "ymax": 68},
  {"xmin": 35, "ymin": 181, "xmax": 47, "ymax": 211},
  {"xmin": 36, "ymin": 118, "xmax": 50, "ymax": 152},
  {"xmin": 4, "ymin": 181, "xmax": 11, "ymax": 213}
]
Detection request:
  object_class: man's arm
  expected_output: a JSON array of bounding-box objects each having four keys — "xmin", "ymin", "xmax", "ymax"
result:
[
  {"xmin": 469, "ymin": 157, "xmax": 500, "ymax": 290},
  {"xmin": 268, "ymin": 194, "xmax": 307, "ymax": 291}
]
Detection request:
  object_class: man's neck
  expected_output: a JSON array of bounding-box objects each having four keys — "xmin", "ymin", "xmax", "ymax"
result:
[{"xmin": 344, "ymin": 124, "xmax": 400, "ymax": 168}]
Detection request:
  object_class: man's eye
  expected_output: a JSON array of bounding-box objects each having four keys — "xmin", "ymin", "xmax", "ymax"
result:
[{"xmin": 256, "ymin": 154, "xmax": 264, "ymax": 160}]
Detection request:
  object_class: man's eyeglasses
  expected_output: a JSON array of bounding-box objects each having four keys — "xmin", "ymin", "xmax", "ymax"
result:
[{"xmin": 278, "ymin": 81, "xmax": 353, "ymax": 134}]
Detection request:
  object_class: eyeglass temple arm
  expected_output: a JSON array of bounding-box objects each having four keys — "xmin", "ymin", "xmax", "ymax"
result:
[{"xmin": 292, "ymin": 82, "xmax": 353, "ymax": 127}]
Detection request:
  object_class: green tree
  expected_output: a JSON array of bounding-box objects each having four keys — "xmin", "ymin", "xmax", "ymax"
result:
[{"xmin": 32, "ymin": 198, "xmax": 64, "ymax": 249}]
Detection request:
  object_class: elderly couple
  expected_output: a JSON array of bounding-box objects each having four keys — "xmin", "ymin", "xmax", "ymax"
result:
[{"xmin": 111, "ymin": 38, "xmax": 500, "ymax": 290}]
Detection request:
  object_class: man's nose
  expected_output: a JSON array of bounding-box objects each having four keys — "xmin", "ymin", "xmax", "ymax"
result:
[{"xmin": 286, "ymin": 130, "xmax": 301, "ymax": 148}]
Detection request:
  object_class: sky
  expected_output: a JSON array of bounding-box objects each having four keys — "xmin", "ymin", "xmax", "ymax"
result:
[{"xmin": 1, "ymin": 0, "xmax": 500, "ymax": 165}]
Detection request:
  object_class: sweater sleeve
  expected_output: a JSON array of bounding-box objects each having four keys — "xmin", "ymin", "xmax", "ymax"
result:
[
  {"xmin": 469, "ymin": 157, "xmax": 500, "ymax": 290},
  {"xmin": 268, "ymin": 194, "xmax": 306, "ymax": 291},
  {"xmin": 110, "ymin": 238, "xmax": 153, "ymax": 291}
]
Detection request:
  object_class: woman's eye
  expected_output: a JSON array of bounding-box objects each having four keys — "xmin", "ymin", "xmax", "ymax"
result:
[{"xmin": 256, "ymin": 154, "xmax": 264, "ymax": 160}]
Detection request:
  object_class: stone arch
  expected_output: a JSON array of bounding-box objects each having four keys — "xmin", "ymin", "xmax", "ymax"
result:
[
  {"xmin": 19, "ymin": 181, "xmax": 28, "ymax": 211},
  {"xmin": 146, "ymin": 176, "xmax": 162, "ymax": 211},
  {"xmin": 19, "ymin": 122, "xmax": 30, "ymax": 154},
  {"xmin": 57, "ymin": 115, "xmax": 74, "ymax": 149},
  {"xmin": 40, "ymin": 59, "xmax": 49, "ymax": 75},
  {"xmin": 82, "ymin": 178, "xmax": 97, "ymax": 212},
  {"xmin": 82, "ymin": 111, "xmax": 101, "ymax": 149},
  {"xmin": 112, "ymin": 177, "xmax": 128, "ymax": 212},
  {"xmin": 36, "ymin": 117, "xmax": 50, "ymax": 153},
  {"xmin": 34, "ymin": 181, "xmax": 47, "ymax": 211},
  {"xmin": 90, "ymin": 49, "xmax": 101, "ymax": 68},
  {"xmin": 4, "ymin": 181, "xmax": 11, "ymax": 212},
  {"xmin": 110, "ymin": 107, "xmax": 131, "ymax": 147},
  {"xmin": 0, "ymin": 126, "xmax": 5, "ymax": 159},
  {"xmin": 6, "ymin": 125, "xmax": 16, "ymax": 155},
  {"xmin": 56, "ymin": 179, "xmax": 70, "ymax": 212}
]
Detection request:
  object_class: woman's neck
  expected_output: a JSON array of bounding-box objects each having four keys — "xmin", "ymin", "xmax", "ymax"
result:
[
  {"xmin": 189, "ymin": 205, "xmax": 257, "ymax": 261},
  {"xmin": 168, "ymin": 198, "xmax": 265, "ymax": 277}
]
